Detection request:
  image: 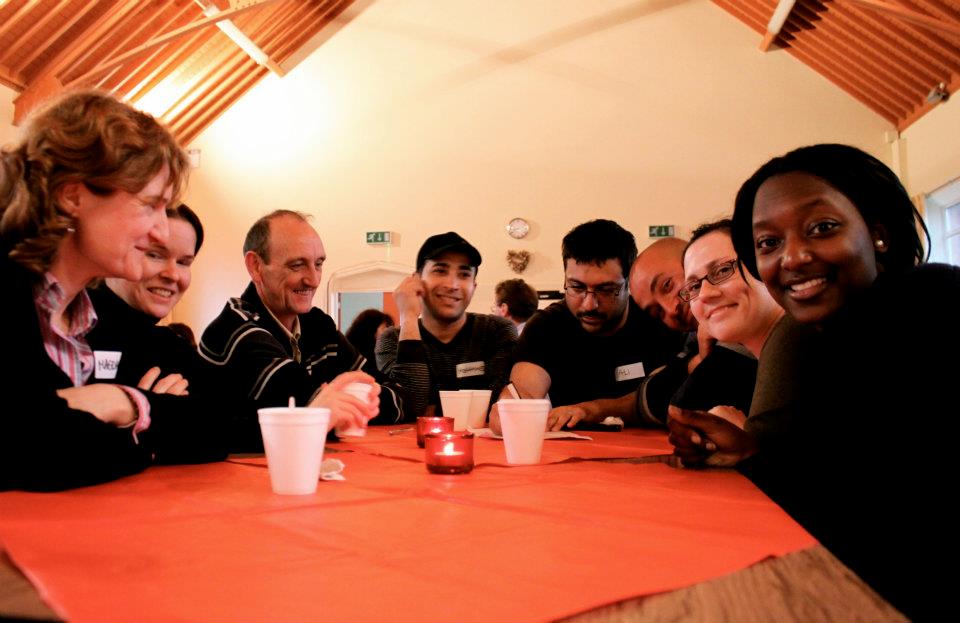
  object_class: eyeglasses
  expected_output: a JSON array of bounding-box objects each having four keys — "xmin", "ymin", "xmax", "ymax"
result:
[
  {"xmin": 678, "ymin": 259, "xmax": 739, "ymax": 302},
  {"xmin": 563, "ymin": 281, "xmax": 625, "ymax": 302}
]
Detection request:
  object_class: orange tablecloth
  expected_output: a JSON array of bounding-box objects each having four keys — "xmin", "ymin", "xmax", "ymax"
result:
[
  {"xmin": 0, "ymin": 429, "xmax": 814, "ymax": 623},
  {"xmin": 341, "ymin": 426, "xmax": 674, "ymax": 464}
]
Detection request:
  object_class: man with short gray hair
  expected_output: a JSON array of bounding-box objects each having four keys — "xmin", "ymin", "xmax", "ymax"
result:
[{"xmin": 200, "ymin": 210, "xmax": 407, "ymax": 450}]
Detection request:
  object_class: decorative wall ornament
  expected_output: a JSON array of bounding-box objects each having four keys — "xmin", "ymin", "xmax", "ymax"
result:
[{"xmin": 507, "ymin": 250, "xmax": 530, "ymax": 274}]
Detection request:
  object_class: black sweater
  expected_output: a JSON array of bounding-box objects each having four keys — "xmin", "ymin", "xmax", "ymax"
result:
[
  {"xmin": 1, "ymin": 256, "xmax": 151, "ymax": 491},
  {"xmin": 86, "ymin": 286, "xmax": 228, "ymax": 465}
]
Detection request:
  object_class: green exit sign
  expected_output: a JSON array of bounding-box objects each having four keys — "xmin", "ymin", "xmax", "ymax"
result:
[
  {"xmin": 648, "ymin": 225, "xmax": 675, "ymax": 238},
  {"xmin": 366, "ymin": 231, "xmax": 392, "ymax": 244}
]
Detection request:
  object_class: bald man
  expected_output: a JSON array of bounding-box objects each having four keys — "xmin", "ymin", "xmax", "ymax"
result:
[
  {"xmin": 629, "ymin": 238, "xmax": 697, "ymax": 332},
  {"xmin": 630, "ymin": 235, "xmax": 757, "ymax": 427}
]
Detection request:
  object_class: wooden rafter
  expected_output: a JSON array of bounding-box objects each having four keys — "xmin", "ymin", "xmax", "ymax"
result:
[
  {"xmin": 846, "ymin": 0, "xmax": 960, "ymax": 38},
  {"xmin": 64, "ymin": 0, "xmax": 286, "ymax": 89},
  {"xmin": 0, "ymin": 0, "xmax": 72, "ymax": 67}
]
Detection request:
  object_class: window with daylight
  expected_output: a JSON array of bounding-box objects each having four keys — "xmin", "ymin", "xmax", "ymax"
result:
[{"xmin": 924, "ymin": 177, "xmax": 960, "ymax": 267}]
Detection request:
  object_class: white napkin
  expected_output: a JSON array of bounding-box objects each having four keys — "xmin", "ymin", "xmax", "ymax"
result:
[
  {"xmin": 320, "ymin": 458, "xmax": 346, "ymax": 481},
  {"xmin": 468, "ymin": 427, "xmax": 592, "ymax": 441}
]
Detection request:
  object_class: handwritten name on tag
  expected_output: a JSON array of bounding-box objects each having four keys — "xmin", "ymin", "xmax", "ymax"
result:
[
  {"xmin": 614, "ymin": 361, "xmax": 645, "ymax": 382},
  {"xmin": 456, "ymin": 361, "xmax": 485, "ymax": 378},
  {"xmin": 94, "ymin": 351, "xmax": 122, "ymax": 380}
]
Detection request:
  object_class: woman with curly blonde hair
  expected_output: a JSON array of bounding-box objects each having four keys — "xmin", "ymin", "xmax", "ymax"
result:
[{"xmin": 0, "ymin": 90, "xmax": 201, "ymax": 491}]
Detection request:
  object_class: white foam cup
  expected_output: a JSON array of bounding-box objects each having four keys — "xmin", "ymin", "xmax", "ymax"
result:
[
  {"xmin": 338, "ymin": 381, "xmax": 374, "ymax": 437},
  {"xmin": 258, "ymin": 407, "xmax": 331, "ymax": 494},
  {"xmin": 465, "ymin": 389, "xmax": 492, "ymax": 429},
  {"xmin": 440, "ymin": 390, "xmax": 473, "ymax": 431},
  {"xmin": 497, "ymin": 399, "xmax": 550, "ymax": 465}
]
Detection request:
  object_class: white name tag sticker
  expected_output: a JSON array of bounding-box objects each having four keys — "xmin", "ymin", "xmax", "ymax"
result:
[
  {"xmin": 93, "ymin": 350, "xmax": 122, "ymax": 380},
  {"xmin": 456, "ymin": 361, "xmax": 485, "ymax": 378},
  {"xmin": 614, "ymin": 361, "xmax": 645, "ymax": 382}
]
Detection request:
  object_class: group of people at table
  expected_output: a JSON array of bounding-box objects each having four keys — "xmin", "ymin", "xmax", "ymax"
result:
[{"xmin": 1, "ymin": 90, "xmax": 955, "ymax": 621}]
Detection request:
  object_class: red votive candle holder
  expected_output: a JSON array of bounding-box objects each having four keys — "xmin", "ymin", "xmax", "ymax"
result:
[
  {"xmin": 424, "ymin": 431, "xmax": 474, "ymax": 475},
  {"xmin": 416, "ymin": 416, "xmax": 454, "ymax": 448}
]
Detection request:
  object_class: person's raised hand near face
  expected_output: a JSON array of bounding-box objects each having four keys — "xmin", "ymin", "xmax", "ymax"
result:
[{"xmin": 395, "ymin": 273, "xmax": 425, "ymax": 341}]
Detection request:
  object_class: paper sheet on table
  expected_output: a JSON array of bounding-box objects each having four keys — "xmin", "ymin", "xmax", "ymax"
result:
[{"xmin": 469, "ymin": 427, "xmax": 592, "ymax": 441}]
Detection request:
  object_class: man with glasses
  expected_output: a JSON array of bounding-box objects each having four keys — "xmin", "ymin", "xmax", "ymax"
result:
[
  {"xmin": 376, "ymin": 232, "xmax": 518, "ymax": 418},
  {"xmin": 491, "ymin": 220, "xmax": 683, "ymax": 432}
]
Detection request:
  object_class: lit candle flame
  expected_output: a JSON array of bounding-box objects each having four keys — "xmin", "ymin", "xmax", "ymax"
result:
[{"xmin": 442, "ymin": 441, "xmax": 456, "ymax": 455}]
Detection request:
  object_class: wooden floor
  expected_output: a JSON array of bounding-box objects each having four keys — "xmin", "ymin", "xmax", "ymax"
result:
[{"xmin": 564, "ymin": 545, "xmax": 907, "ymax": 623}]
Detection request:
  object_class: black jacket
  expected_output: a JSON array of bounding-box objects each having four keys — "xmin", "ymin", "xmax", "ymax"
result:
[{"xmin": 199, "ymin": 283, "xmax": 408, "ymax": 451}]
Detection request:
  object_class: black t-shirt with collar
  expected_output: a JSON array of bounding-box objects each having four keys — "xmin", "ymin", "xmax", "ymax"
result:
[{"xmin": 514, "ymin": 298, "xmax": 683, "ymax": 408}]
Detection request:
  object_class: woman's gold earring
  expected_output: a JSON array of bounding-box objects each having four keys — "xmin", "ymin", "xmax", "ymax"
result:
[{"xmin": 874, "ymin": 239, "xmax": 885, "ymax": 250}]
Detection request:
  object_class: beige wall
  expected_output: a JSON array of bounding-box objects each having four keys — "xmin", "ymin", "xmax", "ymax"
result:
[
  {"xmin": 0, "ymin": 86, "xmax": 22, "ymax": 148},
  {"xmin": 180, "ymin": 0, "xmax": 895, "ymax": 333},
  {"xmin": 901, "ymin": 98, "xmax": 960, "ymax": 196}
]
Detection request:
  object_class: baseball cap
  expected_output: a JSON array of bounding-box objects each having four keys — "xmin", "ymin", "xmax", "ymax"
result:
[{"xmin": 416, "ymin": 232, "xmax": 482, "ymax": 272}]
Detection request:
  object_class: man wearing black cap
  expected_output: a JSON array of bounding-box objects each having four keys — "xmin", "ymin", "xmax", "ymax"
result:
[{"xmin": 375, "ymin": 232, "xmax": 518, "ymax": 418}]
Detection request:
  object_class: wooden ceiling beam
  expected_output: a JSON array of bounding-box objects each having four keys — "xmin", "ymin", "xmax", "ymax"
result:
[
  {"xmin": 780, "ymin": 21, "xmax": 916, "ymax": 109},
  {"xmin": 833, "ymin": 2, "xmax": 959, "ymax": 76},
  {"xmin": 804, "ymin": 1, "xmax": 938, "ymax": 91},
  {"xmin": 0, "ymin": 0, "xmax": 43, "ymax": 42},
  {"xmin": 272, "ymin": 0, "xmax": 348, "ymax": 61},
  {"xmin": 260, "ymin": 3, "xmax": 319, "ymax": 53},
  {"xmin": 195, "ymin": 0, "xmax": 286, "ymax": 76},
  {"xmin": 95, "ymin": 1, "xmax": 201, "ymax": 92},
  {"xmin": 64, "ymin": 3, "xmax": 179, "ymax": 86},
  {"xmin": 759, "ymin": 0, "xmax": 797, "ymax": 52},
  {"xmin": 64, "ymin": 0, "xmax": 286, "ymax": 88},
  {"xmin": 917, "ymin": 0, "xmax": 960, "ymax": 22},
  {"xmin": 171, "ymin": 51, "xmax": 262, "ymax": 141},
  {"xmin": 55, "ymin": 1, "xmax": 144, "ymax": 82},
  {"xmin": 178, "ymin": 63, "xmax": 267, "ymax": 145},
  {"xmin": 713, "ymin": 0, "xmax": 770, "ymax": 36},
  {"xmin": 714, "ymin": 0, "xmax": 902, "ymax": 122},
  {"xmin": 788, "ymin": 4, "xmax": 930, "ymax": 98},
  {"xmin": 0, "ymin": 64, "xmax": 26, "ymax": 91},
  {"xmin": 167, "ymin": 48, "xmax": 251, "ymax": 127},
  {"xmin": 11, "ymin": 1, "xmax": 100, "ymax": 76},
  {"xmin": 846, "ymin": 0, "xmax": 960, "ymax": 38},
  {"xmin": 124, "ymin": 28, "xmax": 218, "ymax": 103},
  {"xmin": 790, "ymin": 45, "xmax": 903, "ymax": 123},
  {"xmin": 235, "ymin": 0, "xmax": 287, "ymax": 35},
  {"xmin": 0, "ymin": 0, "xmax": 72, "ymax": 67},
  {"xmin": 785, "ymin": 34, "xmax": 909, "ymax": 118}
]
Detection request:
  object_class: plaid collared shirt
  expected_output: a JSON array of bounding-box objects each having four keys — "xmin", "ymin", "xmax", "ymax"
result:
[
  {"xmin": 34, "ymin": 273, "xmax": 97, "ymax": 387},
  {"xmin": 33, "ymin": 273, "xmax": 151, "ymax": 439}
]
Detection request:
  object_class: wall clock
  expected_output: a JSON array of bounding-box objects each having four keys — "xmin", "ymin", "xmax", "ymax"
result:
[{"xmin": 506, "ymin": 217, "xmax": 530, "ymax": 239}]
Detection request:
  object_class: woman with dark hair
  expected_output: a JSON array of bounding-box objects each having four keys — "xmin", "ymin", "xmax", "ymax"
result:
[
  {"xmin": 346, "ymin": 309, "xmax": 394, "ymax": 368},
  {"xmin": 84, "ymin": 202, "xmax": 227, "ymax": 461},
  {"xmin": 103, "ymin": 203, "xmax": 203, "ymax": 321},
  {"xmin": 0, "ymin": 90, "xmax": 207, "ymax": 491},
  {"xmin": 669, "ymin": 144, "xmax": 958, "ymax": 620}
]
